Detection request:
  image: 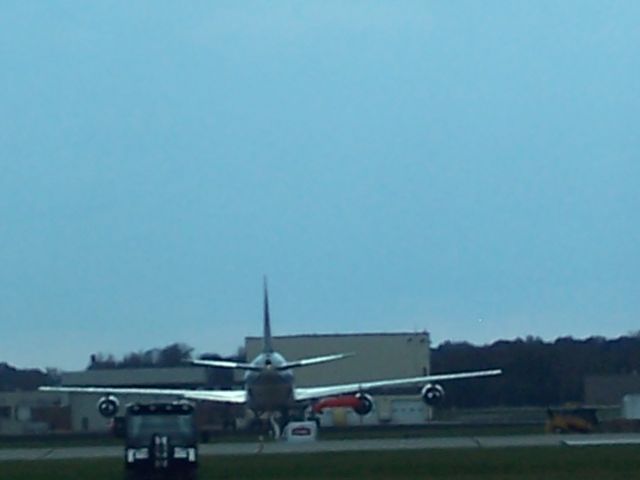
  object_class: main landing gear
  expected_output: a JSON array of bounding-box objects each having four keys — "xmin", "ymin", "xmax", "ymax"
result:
[{"xmin": 250, "ymin": 410, "xmax": 290, "ymax": 439}]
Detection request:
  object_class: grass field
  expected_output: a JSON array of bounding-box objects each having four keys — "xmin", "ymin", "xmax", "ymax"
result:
[
  {"xmin": 0, "ymin": 436, "xmax": 122, "ymax": 449},
  {"xmin": 3, "ymin": 446, "xmax": 640, "ymax": 479}
]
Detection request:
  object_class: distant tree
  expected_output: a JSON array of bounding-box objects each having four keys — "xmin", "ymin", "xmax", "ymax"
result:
[
  {"xmin": 45, "ymin": 367, "xmax": 62, "ymax": 385},
  {"xmin": 88, "ymin": 353, "xmax": 117, "ymax": 370},
  {"xmin": 158, "ymin": 343, "xmax": 193, "ymax": 366},
  {"xmin": 197, "ymin": 347, "xmax": 246, "ymax": 389},
  {"xmin": 87, "ymin": 343, "xmax": 194, "ymax": 370},
  {"xmin": 432, "ymin": 335, "xmax": 640, "ymax": 408}
]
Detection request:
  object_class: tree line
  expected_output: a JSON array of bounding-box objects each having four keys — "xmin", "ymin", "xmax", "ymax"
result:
[
  {"xmin": 2, "ymin": 335, "xmax": 640, "ymax": 407},
  {"xmin": 431, "ymin": 335, "xmax": 640, "ymax": 407},
  {"xmin": 87, "ymin": 343, "xmax": 196, "ymax": 370},
  {"xmin": 0, "ymin": 363, "xmax": 53, "ymax": 391}
]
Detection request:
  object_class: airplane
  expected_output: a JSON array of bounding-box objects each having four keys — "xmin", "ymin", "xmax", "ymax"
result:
[{"xmin": 40, "ymin": 280, "xmax": 502, "ymax": 437}]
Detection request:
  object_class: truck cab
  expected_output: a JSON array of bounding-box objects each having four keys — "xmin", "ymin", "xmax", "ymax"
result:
[{"xmin": 123, "ymin": 402, "xmax": 198, "ymax": 480}]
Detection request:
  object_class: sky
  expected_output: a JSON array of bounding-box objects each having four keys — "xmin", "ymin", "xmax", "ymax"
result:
[{"xmin": 1, "ymin": 1, "xmax": 638, "ymax": 370}]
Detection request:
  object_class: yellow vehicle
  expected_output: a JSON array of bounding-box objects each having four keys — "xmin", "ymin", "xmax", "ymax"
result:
[{"xmin": 545, "ymin": 407, "xmax": 598, "ymax": 434}]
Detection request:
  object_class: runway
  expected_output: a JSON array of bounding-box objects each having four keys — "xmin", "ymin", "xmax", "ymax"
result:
[{"xmin": 2, "ymin": 433, "xmax": 640, "ymax": 461}]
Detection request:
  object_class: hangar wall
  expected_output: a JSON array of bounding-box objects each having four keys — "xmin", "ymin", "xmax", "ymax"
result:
[
  {"xmin": 61, "ymin": 367, "xmax": 207, "ymax": 388},
  {"xmin": 245, "ymin": 332, "xmax": 431, "ymax": 388}
]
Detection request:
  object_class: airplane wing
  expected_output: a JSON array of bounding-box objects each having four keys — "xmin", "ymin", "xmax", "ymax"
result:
[
  {"xmin": 293, "ymin": 368, "xmax": 502, "ymax": 401},
  {"xmin": 38, "ymin": 386, "xmax": 247, "ymax": 404}
]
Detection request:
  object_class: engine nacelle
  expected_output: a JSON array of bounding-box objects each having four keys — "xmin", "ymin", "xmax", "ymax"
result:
[
  {"xmin": 97, "ymin": 395, "xmax": 120, "ymax": 418},
  {"xmin": 353, "ymin": 393, "xmax": 374, "ymax": 416},
  {"xmin": 421, "ymin": 383, "xmax": 445, "ymax": 406}
]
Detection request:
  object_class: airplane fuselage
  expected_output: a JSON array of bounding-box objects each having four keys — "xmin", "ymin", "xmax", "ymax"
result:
[{"xmin": 244, "ymin": 352, "xmax": 295, "ymax": 414}]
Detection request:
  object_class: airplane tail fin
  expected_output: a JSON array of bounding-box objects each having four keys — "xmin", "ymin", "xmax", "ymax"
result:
[{"xmin": 263, "ymin": 277, "xmax": 273, "ymax": 353}]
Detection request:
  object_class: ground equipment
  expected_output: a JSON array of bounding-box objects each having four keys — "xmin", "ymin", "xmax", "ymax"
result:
[{"xmin": 123, "ymin": 402, "xmax": 198, "ymax": 480}]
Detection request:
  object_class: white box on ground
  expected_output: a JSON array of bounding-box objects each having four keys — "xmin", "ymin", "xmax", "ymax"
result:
[
  {"xmin": 283, "ymin": 421, "xmax": 318, "ymax": 442},
  {"xmin": 623, "ymin": 394, "xmax": 640, "ymax": 419}
]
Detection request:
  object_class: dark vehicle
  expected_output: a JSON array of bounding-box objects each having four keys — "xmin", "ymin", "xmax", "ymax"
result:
[{"xmin": 123, "ymin": 402, "xmax": 198, "ymax": 480}]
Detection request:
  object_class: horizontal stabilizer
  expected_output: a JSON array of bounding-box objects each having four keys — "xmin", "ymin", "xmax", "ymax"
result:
[
  {"xmin": 190, "ymin": 359, "xmax": 262, "ymax": 371},
  {"xmin": 277, "ymin": 352, "xmax": 354, "ymax": 371}
]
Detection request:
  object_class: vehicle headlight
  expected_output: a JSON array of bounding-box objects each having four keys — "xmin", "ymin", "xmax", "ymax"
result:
[
  {"xmin": 135, "ymin": 448, "xmax": 149, "ymax": 459},
  {"xmin": 126, "ymin": 448, "xmax": 149, "ymax": 462},
  {"xmin": 173, "ymin": 447, "xmax": 196, "ymax": 462}
]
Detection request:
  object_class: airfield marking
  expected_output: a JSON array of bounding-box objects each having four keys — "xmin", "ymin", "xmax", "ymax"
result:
[
  {"xmin": 39, "ymin": 448, "xmax": 54, "ymax": 460},
  {"xmin": 562, "ymin": 438, "xmax": 640, "ymax": 447}
]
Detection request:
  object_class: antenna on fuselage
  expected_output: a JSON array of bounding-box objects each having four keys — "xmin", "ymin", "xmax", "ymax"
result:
[{"xmin": 263, "ymin": 276, "xmax": 274, "ymax": 353}]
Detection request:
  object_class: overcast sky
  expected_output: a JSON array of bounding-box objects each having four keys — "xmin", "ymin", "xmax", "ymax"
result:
[{"xmin": 1, "ymin": 1, "xmax": 638, "ymax": 370}]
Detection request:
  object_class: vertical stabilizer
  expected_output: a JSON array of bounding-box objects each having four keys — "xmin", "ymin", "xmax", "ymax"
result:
[{"xmin": 263, "ymin": 277, "xmax": 273, "ymax": 353}]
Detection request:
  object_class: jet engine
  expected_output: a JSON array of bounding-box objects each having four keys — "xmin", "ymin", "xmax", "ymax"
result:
[
  {"xmin": 97, "ymin": 395, "xmax": 120, "ymax": 418},
  {"xmin": 421, "ymin": 383, "xmax": 445, "ymax": 406},
  {"xmin": 353, "ymin": 393, "xmax": 374, "ymax": 416}
]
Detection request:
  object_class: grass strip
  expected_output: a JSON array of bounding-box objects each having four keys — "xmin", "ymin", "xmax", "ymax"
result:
[{"xmin": 3, "ymin": 446, "xmax": 640, "ymax": 480}]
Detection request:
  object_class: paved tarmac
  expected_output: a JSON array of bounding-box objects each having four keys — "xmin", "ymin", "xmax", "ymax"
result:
[{"xmin": 2, "ymin": 433, "xmax": 640, "ymax": 461}]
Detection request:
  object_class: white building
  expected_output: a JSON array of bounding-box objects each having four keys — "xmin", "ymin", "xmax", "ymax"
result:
[{"xmin": 622, "ymin": 394, "xmax": 640, "ymax": 420}]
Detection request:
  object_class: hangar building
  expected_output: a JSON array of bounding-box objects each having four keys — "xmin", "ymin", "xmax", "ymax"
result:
[
  {"xmin": 245, "ymin": 331, "xmax": 433, "ymax": 426},
  {"xmin": 245, "ymin": 332, "xmax": 431, "ymax": 386},
  {"xmin": 59, "ymin": 367, "xmax": 209, "ymax": 432}
]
